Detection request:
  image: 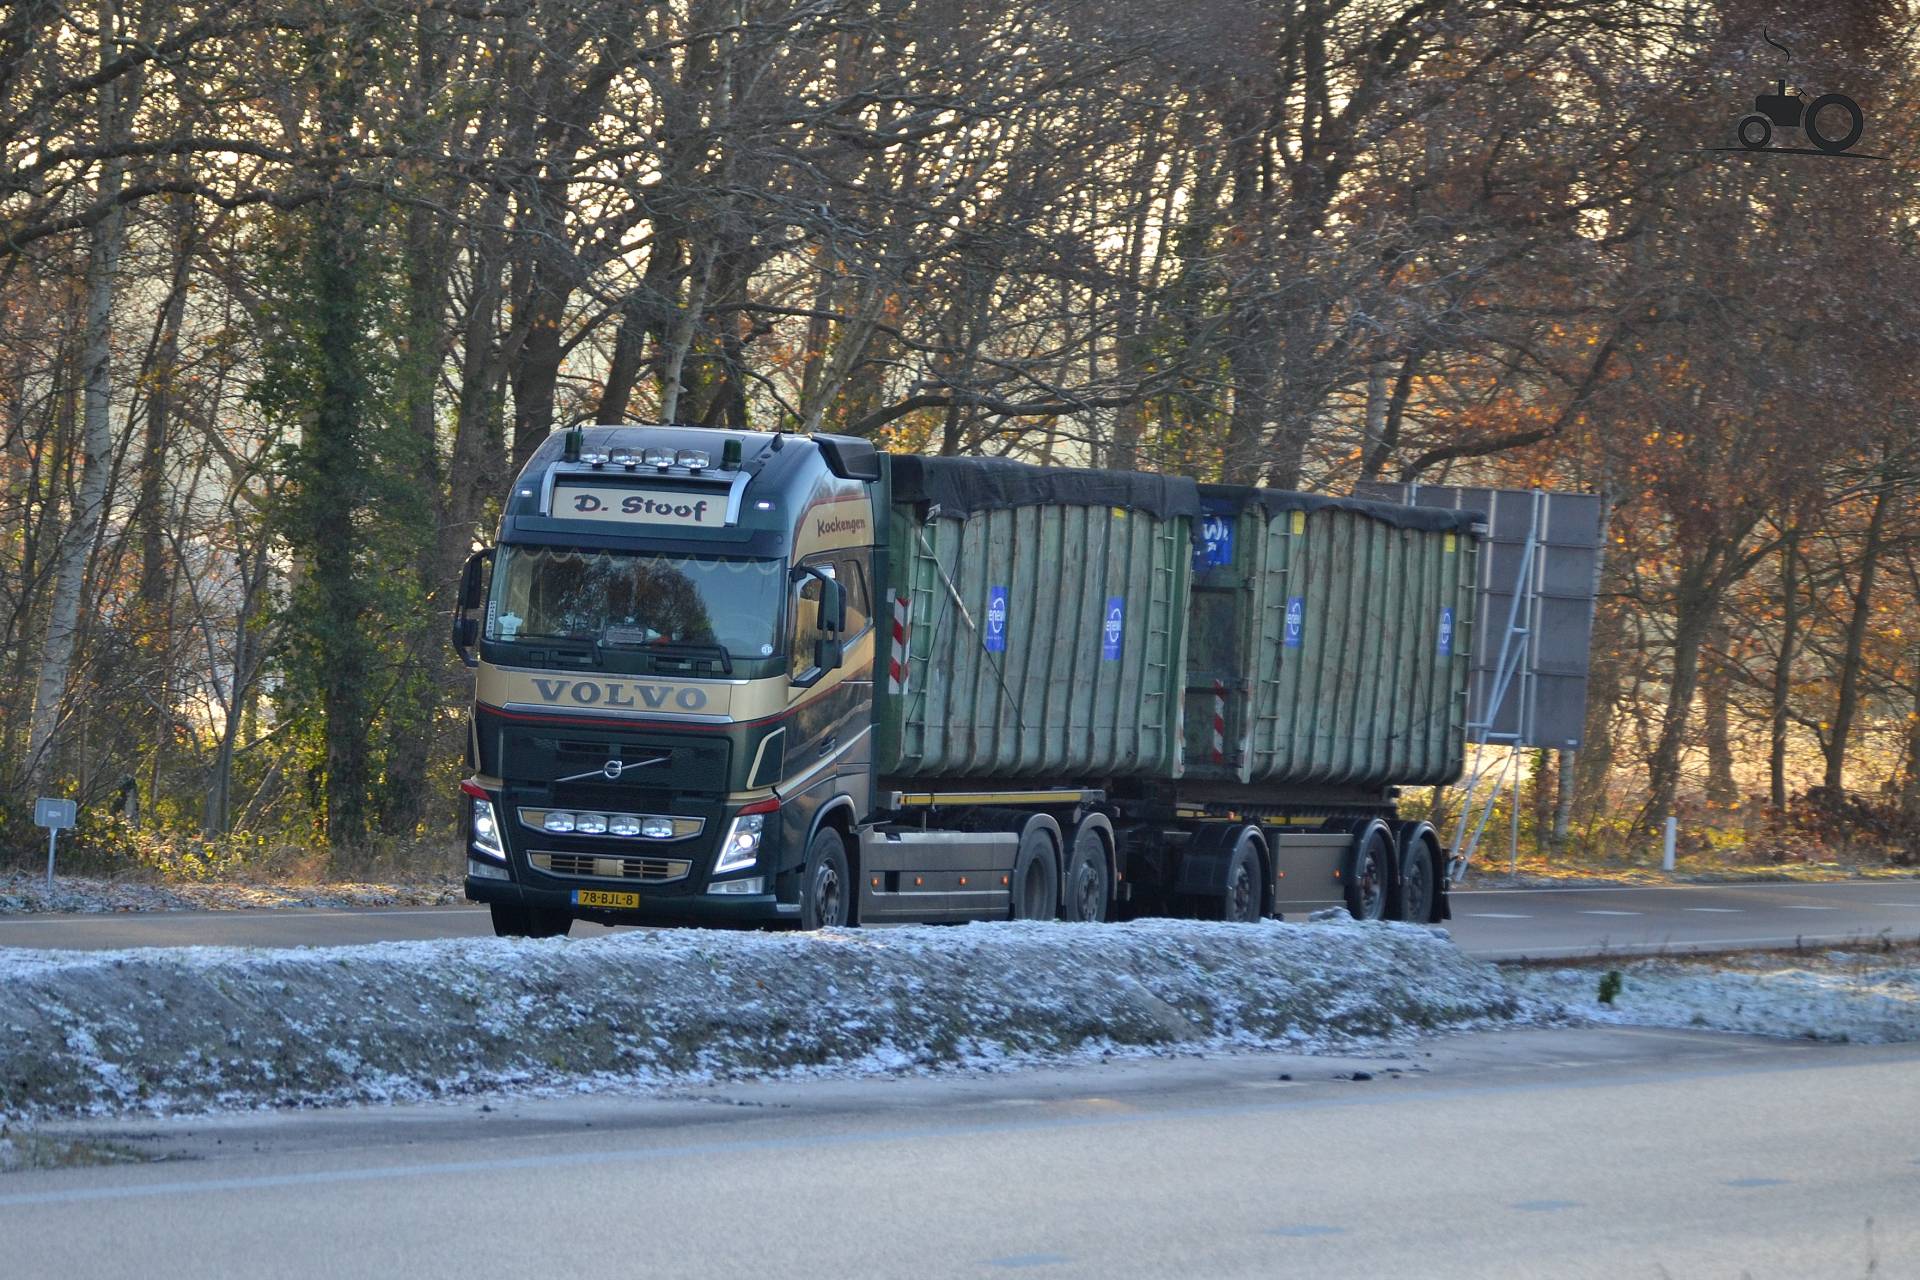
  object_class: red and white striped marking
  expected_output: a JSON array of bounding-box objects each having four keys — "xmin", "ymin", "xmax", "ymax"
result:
[
  {"xmin": 1211, "ymin": 680, "xmax": 1227, "ymax": 763},
  {"xmin": 889, "ymin": 594, "xmax": 912, "ymax": 695}
]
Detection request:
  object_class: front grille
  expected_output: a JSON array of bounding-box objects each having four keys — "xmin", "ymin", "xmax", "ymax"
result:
[{"xmin": 530, "ymin": 852, "xmax": 692, "ymax": 882}]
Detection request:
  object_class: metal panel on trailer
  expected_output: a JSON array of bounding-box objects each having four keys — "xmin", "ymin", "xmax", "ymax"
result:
[
  {"xmin": 1240, "ymin": 501, "xmax": 1479, "ymax": 787},
  {"xmin": 877, "ymin": 467, "xmax": 1194, "ymax": 780}
]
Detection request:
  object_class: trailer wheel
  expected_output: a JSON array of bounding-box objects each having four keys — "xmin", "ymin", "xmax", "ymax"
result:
[
  {"xmin": 1010, "ymin": 826, "xmax": 1061, "ymax": 920},
  {"xmin": 490, "ymin": 902, "xmax": 572, "ymax": 938},
  {"xmin": 1343, "ymin": 828, "xmax": 1391, "ymax": 921},
  {"xmin": 1390, "ymin": 834, "xmax": 1435, "ymax": 923},
  {"xmin": 799, "ymin": 827, "xmax": 852, "ymax": 930},
  {"xmin": 1060, "ymin": 824, "xmax": 1110, "ymax": 923},
  {"xmin": 1217, "ymin": 841, "xmax": 1264, "ymax": 923}
]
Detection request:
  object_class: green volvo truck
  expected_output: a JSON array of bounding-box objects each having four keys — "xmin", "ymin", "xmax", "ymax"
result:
[{"xmin": 453, "ymin": 426, "xmax": 1482, "ymax": 936}]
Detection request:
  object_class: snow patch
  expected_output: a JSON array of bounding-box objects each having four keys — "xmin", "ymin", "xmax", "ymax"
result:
[
  {"xmin": 1506, "ymin": 952, "xmax": 1920, "ymax": 1044},
  {"xmin": 0, "ymin": 917, "xmax": 1510, "ymax": 1120}
]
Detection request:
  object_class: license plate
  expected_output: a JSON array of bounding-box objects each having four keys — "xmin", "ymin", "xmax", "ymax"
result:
[{"xmin": 572, "ymin": 889, "xmax": 640, "ymax": 910}]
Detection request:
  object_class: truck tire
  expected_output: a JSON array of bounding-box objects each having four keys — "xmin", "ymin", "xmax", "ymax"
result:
[
  {"xmin": 1343, "ymin": 827, "xmax": 1392, "ymax": 921},
  {"xmin": 1213, "ymin": 840, "xmax": 1264, "ymax": 923},
  {"xmin": 1059, "ymin": 823, "xmax": 1110, "ymax": 923},
  {"xmin": 1390, "ymin": 832, "xmax": 1436, "ymax": 923},
  {"xmin": 799, "ymin": 826, "xmax": 853, "ymax": 930},
  {"xmin": 1010, "ymin": 825, "xmax": 1060, "ymax": 920},
  {"xmin": 490, "ymin": 902, "xmax": 572, "ymax": 938}
]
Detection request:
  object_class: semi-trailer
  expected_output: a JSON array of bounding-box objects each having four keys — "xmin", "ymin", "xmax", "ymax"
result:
[{"xmin": 453, "ymin": 426, "xmax": 1482, "ymax": 936}]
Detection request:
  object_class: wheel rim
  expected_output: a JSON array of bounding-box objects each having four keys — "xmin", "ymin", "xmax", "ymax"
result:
[
  {"xmin": 1070, "ymin": 862, "xmax": 1100, "ymax": 921},
  {"xmin": 813, "ymin": 861, "xmax": 843, "ymax": 925},
  {"xmin": 1360, "ymin": 848, "xmax": 1385, "ymax": 918},
  {"xmin": 1405, "ymin": 853, "xmax": 1430, "ymax": 920},
  {"xmin": 1229, "ymin": 861, "xmax": 1256, "ymax": 921}
]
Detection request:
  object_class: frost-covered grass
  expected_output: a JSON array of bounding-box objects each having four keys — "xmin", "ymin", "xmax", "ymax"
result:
[
  {"xmin": 1506, "ymin": 946, "xmax": 1920, "ymax": 1044},
  {"xmin": 0, "ymin": 917, "xmax": 1510, "ymax": 1121}
]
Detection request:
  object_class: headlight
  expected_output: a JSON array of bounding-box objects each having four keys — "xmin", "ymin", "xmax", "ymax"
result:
[
  {"xmin": 675, "ymin": 449, "xmax": 710, "ymax": 469},
  {"xmin": 644, "ymin": 448, "xmax": 675, "ymax": 467},
  {"xmin": 544, "ymin": 811, "xmax": 576, "ymax": 833},
  {"xmin": 640, "ymin": 817, "xmax": 674, "ymax": 840},
  {"xmin": 470, "ymin": 794, "xmax": 506, "ymax": 862},
  {"xmin": 608, "ymin": 815, "xmax": 641, "ymax": 837},
  {"xmin": 575, "ymin": 812, "xmax": 608, "ymax": 834},
  {"xmin": 713, "ymin": 812, "xmax": 766, "ymax": 875}
]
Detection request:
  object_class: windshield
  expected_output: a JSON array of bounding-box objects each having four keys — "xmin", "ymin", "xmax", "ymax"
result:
[{"xmin": 487, "ymin": 547, "xmax": 784, "ymax": 658}]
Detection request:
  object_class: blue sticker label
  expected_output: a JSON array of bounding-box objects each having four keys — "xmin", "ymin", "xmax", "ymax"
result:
[
  {"xmin": 1102, "ymin": 597, "xmax": 1125, "ymax": 660},
  {"xmin": 1195, "ymin": 514, "xmax": 1235, "ymax": 569},
  {"xmin": 985, "ymin": 586, "xmax": 1008, "ymax": 653},
  {"xmin": 1438, "ymin": 605, "xmax": 1454, "ymax": 656},
  {"xmin": 1283, "ymin": 596, "xmax": 1305, "ymax": 648}
]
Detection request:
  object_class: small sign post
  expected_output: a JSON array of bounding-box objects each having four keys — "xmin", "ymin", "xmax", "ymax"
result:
[{"xmin": 34, "ymin": 796, "xmax": 76, "ymax": 894}]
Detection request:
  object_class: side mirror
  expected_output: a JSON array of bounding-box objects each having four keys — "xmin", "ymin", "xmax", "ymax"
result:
[
  {"xmin": 818, "ymin": 577, "xmax": 847, "ymax": 633},
  {"xmin": 460, "ymin": 548, "xmax": 492, "ymax": 611},
  {"xmin": 452, "ymin": 548, "xmax": 494, "ymax": 668}
]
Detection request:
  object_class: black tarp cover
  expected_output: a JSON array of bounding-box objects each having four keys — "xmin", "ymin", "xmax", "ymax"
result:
[
  {"xmin": 889, "ymin": 454, "xmax": 1202, "ymax": 521},
  {"xmin": 1200, "ymin": 483, "xmax": 1483, "ymax": 534}
]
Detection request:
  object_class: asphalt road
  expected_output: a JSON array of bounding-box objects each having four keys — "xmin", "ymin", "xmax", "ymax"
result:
[
  {"xmin": 2, "ymin": 1027, "xmax": 1914, "ymax": 1279},
  {"xmin": 2, "ymin": 879, "xmax": 1917, "ymax": 957}
]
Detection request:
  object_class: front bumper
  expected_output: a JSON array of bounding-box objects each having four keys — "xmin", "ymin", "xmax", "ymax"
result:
[{"xmin": 464, "ymin": 872, "xmax": 798, "ymax": 926}]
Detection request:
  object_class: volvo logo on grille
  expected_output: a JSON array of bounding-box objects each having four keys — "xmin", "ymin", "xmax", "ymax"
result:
[{"xmin": 555, "ymin": 754, "xmax": 668, "ymax": 785}]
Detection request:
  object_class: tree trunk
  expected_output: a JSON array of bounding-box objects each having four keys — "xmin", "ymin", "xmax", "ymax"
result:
[
  {"xmin": 1701, "ymin": 619, "xmax": 1738, "ymax": 808},
  {"xmin": 1553, "ymin": 749, "xmax": 1575, "ymax": 847},
  {"xmin": 25, "ymin": 8, "xmax": 128, "ymax": 790},
  {"xmin": 1770, "ymin": 526, "xmax": 1800, "ymax": 809},
  {"xmin": 1823, "ymin": 476, "xmax": 1893, "ymax": 794},
  {"xmin": 1642, "ymin": 566, "xmax": 1719, "ymax": 831},
  {"xmin": 307, "ymin": 198, "xmax": 375, "ymax": 847}
]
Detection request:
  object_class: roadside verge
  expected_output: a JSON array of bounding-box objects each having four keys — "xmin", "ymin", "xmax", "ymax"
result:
[{"xmin": 0, "ymin": 918, "xmax": 1508, "ymax": 1120}]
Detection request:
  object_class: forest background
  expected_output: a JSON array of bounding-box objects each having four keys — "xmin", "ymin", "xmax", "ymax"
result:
[{"xmin": 5, "ymin": 0, "xmax": 1920, "ymax": 881}]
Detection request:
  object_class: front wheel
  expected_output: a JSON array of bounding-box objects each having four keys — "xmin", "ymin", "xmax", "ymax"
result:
[
  {"xmin": 490, "ymin": 902, "xmax": 572, "ymax": 938},
  {"xmin": 1737, "ymin": 113, "xmax": 1772, "ymax": 151},
  {"xmin": 1804, "ymin": 93, "xmax": 1863, "ymax": 153},
  {"xmin": 799, "ymin": 826, "xmax": 853, "ymax": 930}
]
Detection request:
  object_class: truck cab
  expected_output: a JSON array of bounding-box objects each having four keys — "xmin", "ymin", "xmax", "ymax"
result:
[{"xmin": 454, "ymin": 426, "xmax": 883, "ymax": 936}]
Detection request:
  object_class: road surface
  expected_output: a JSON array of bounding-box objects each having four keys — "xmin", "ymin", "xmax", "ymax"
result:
[
  {"xmin": 2, "ymin": 879, "xmax": 1917, "ymax": 957},
  {"xmin": 2, "ymin": 1026, "xmax": 1914, "ymax": 1278}
]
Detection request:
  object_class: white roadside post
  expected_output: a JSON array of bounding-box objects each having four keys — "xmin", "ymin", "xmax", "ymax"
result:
[
  {"xmin": 1661, "ymin": 816, "xmax": 1678, "ymax": 873},
  {"xmin": 34, "ymin": 796, "xmax": 77, "ymax": 894}
]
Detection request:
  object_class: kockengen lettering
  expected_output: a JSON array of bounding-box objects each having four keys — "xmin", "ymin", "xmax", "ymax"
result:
[
  {"xmin": 814, "ymin": 515, "xmax": 866, "ymax": 538},
  {"xmin": 529, "ymin": 678, "xmax": 709, "ymax": 712}
]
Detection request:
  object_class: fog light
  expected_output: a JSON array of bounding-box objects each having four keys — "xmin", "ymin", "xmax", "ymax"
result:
[
  {"xmin": 709, "ymin": 877, "xmax": 764, "ymax": 895},
  {"xmin": 544, "ymin": 811, "xmax": 576, "ymax": 832},
  {"xmin": 640, "ymin": 817, "xmax": 674, "ymax": 839},
  {"xmin": 608, "ymin": 815, "xmax": 641, "ymax": 836},
  {"xmin": 468, "ymin": 858, "xmax": 510, "ymax": 881},
  {"xmin": 575, "ymin": 812, "xmax": 608, "ymax": 834}
]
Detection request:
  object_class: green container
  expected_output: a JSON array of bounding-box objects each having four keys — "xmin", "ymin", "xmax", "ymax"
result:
[
  {"xmin": 877, "ymin": 458, "xmax": 1197, "ymax": 780},
  {"xmin": 1189, "ymin": 488, "xmax": 1480, "ymax": 789}
]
